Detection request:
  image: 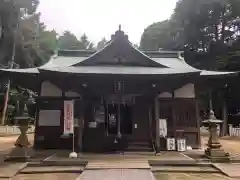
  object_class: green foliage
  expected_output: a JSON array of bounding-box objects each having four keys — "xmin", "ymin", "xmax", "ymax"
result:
[
  {"xmin": 96, "ymin": 37, "xmax": 108, "ymax": 50},
  {"xmin": 0, "ymin": 0, "xmax": 58, "ymax": 68},
  {"xmin": 58, "ymin": 31, "xmax": 94, "ymax": 50},
  {"xmin": 140, "ymin": 0, "xmax": 240, "ymax": 70},
  {"xmin": 140, "ymin": 20, "xmax": 183, "ymax": 51}
]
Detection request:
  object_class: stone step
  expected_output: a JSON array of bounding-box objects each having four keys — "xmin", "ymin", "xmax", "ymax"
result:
[
  {"xmin": 151, "ymin": 165, "xmax": 219, "ymax": 173},
  {"xmin": 125, "ymin": 146, "xmax": 153, "ymax": 152},
  {"xmin": 12, "ymin": 173, "xmax": 80, "ymax": 180},
  {"xmin": 128, "ymin": 141, "xmax": 151, "ymax": 146},
  {"xmin": 85, "ymin": 160, "xmax": 150, "ymax": 169},
  {"xmin": 20, "ymin": 165, "xmax": 84, "ymax": 174}
]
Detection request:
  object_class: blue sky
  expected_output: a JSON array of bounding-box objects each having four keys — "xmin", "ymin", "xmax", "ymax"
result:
[{"xmin": 38, "ymin": 0, "xmax": 177, "ymax": 44}]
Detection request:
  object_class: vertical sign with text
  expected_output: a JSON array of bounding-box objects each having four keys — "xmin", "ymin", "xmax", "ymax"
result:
[{"xmin": 64, "ymin": 100, "xmax": 74, "ymax": 134}]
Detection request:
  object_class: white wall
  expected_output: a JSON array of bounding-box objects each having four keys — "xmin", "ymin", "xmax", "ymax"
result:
[
  {"xmin": 40, "ymin": 81, "xmax": 62, "ymax": 97},
  {"xmin": 65, "ymin": 91, "xmax": 81, "ymax": 97},
  {"xmin": 158, "ymin": 92, "xmax": 172, "ymax": 98},
  {"xmin": 38, "ymin": 110, "xmax": 61, "ymax": 126},
  {"xmin": 174, "ymin": 83, "xmax": 195, "ymax": 98}
]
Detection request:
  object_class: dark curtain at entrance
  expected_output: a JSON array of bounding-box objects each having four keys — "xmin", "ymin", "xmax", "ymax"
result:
[
  {"xmin": 106, "ymin": 104, "xmax": 133, "ymax": 134},
  {"xmin": 120, "ymin": 104, "xmax": 132, "ymax": 134}
]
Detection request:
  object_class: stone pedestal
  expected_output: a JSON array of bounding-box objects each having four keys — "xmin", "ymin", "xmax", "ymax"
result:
[
  {"xmin": 5, "ymin": 118, "xmax": 34, "ymax": 162},
  {"xmin": 205, "ymin": 148, "xmax": 230, "ymax": 163},
  {"xmin": 5, "ymin": 147, "xmax": 34, "ymax": 162}
]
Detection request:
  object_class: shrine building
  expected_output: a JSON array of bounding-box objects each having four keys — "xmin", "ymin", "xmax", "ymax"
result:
[{"xmin": 0, "ymin": 28, "xmax": 238, "ymax": 153}]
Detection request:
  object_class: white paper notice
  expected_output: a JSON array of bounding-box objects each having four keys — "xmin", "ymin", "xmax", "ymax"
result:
[{"xmin": 159, "ymin": 119, "xmax": 167, "ymax": 137}]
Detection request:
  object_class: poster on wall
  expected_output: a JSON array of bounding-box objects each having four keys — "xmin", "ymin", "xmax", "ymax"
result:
[{"xmin": 64, "ymin": 100, "xmax": 74, "ymax": 134}]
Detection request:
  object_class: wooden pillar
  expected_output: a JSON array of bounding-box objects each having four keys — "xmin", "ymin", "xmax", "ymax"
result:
[
  {"xmin": 194, "ymin": 84, "xmax": 201, "ymax": 148},
  {"xmin": 155, "ymin": 96, "xmax": 160, "ymax": 153},
  {"xmin": 195, "ymin": 98, "xmax": 201, "ymax": 148},
  {"xmin": 78, "ymin": 86, "xmax": 88, "ymax": 153},
  {"xmin": 222, "ymin": 97, "xmax": 228, "ymax": 136},
  {"xmin": 117, "ymin": 94, "xmax": 122, "ymax": 138},
  {"xmin": 77, "ymin": 97, "xmax": 84, "ymax": 153},
  {"xmin": 172, "ymin": 91, "xmax": 176, "ymax": 139}
]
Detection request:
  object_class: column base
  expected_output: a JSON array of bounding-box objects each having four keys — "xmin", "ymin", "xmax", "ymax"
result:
[
  {"xmin": 5, "ymin": 147, "xmax": 34, "ymax": 162},
  {"xmin": 205, "ymin": 148, "xmax": 230, "ymax": 163}
]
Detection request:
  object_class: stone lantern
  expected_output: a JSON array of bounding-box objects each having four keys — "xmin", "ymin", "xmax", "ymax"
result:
[
  {"xmin": 202, "ymin": 101, "xmax": 230, "ymax": 162},
  {"xmin": 5, "ymin": 87, "xmax": 35, "ymax": 162}
]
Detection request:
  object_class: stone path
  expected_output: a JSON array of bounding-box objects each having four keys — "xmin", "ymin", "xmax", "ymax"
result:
[
  {"xmin": 78, "ymin": 169, "xmax": 156, "ymax": 180},
  {"xmin": 213, "ymin": 163, "xmax": 240, "ymax": 178},
  {"xmin": 0, "ymin": 163, "xmax": 26, "ymax": 179}
]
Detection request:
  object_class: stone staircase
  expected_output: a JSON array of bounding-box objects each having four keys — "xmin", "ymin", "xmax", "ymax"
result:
[{"xmin": 124, "ymin": 140, "xmax": 153, "ymax": 152}]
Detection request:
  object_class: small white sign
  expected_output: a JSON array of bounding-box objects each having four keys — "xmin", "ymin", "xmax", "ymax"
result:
[
  {"xmin": 89, "ymin": 122, "xmax": 97, "ymax": 128},
  {"xmin": 64, "ymin": 100, "xmax": 74, "ymax": 134},
  {"xmin": 167, "ymin": 138, "xmax": 176, "ymax": 151},
  {"xmin": 134, "ymin": 124, "xmax": 137, "ymax": 128},
  {"xmin": 177, "ymin": 139, "xmax": 186, "ymax": 152}
]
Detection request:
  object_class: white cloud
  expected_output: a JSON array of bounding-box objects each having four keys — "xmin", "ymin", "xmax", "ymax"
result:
[{"xmin": 38, "ymin": 0, "xmax": 177, "ymax": 44}]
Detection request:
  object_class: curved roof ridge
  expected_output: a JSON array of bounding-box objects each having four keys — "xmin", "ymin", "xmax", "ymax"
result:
[
  {"xmin": 71, "ymin": 40, "xmax": 114, "ymax": 66},
  {"xmin": 177, "ymin": 53, "xmax": 198, "ymax": 70},
  {"xmin": 127, "ymin": 40, "xmax": 168, "ymax": 67},
  {"xmin": 177, "ymin": 53, "xmax": 238, "ymax": 76}
]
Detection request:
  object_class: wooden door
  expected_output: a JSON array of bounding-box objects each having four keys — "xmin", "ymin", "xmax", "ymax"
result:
[{"xmin": 172, "ymin": 99, "xmax": 199, "ymax": 149}]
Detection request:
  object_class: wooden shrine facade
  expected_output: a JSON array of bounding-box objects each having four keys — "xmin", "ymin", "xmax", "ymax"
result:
[
  {"xmin": 33, "ymin": 74, "xmax": 200, "ymax": 152},
  {"xmin": 0, "ymin": 27, "xmax": 237, "ymax": 153}
]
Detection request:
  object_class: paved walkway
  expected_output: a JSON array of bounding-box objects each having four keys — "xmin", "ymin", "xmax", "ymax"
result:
[
  {"xmin": 213, "ymin": 163, "xmax": 240, "ymax": 178},
  {"xmin": 78, "ymin": 169, "xmax": 156, "ymax": 180}
]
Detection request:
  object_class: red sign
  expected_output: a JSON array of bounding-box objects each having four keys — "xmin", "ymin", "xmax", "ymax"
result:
[{"xmin": 64, "ymin": 100, "xmax": 74, "ymax": 134}]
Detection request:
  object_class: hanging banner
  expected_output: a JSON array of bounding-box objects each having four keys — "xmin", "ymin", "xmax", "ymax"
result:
[
  {"xmin": 64, "ymin": 100, "xmax": 74, "ymax": 134},
  {"xmin": 159, "ymin": 119, "xmax": 167, "ymax": 137}
]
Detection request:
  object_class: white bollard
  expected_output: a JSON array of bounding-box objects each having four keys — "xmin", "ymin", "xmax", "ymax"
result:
[{"xmin": 69, "ymin": 152, "xmax": 78, "ymax": 158}]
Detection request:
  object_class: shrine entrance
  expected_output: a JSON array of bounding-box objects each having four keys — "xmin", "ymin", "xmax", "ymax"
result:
[
  {"xmin": 104, "ymin": 94, "xmax": 136, "ymax": 152},
  {"xmin": 106, "ymin": 103, "xmax": 133, "ymax": 135}
]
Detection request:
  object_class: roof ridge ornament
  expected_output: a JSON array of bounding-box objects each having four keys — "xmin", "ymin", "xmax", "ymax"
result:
[{"xmin": 111, "ymin": 25, "xmax": 128, "ymax": 41}]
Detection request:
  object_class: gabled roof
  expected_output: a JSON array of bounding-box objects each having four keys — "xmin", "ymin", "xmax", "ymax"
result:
[
  {"xmin": 0, "ymin": 28, "xmax": 237, "ymax": 77},
  {"xmin": 72, "ymin": 29, "xmax": 166, "ymax": 67}
]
